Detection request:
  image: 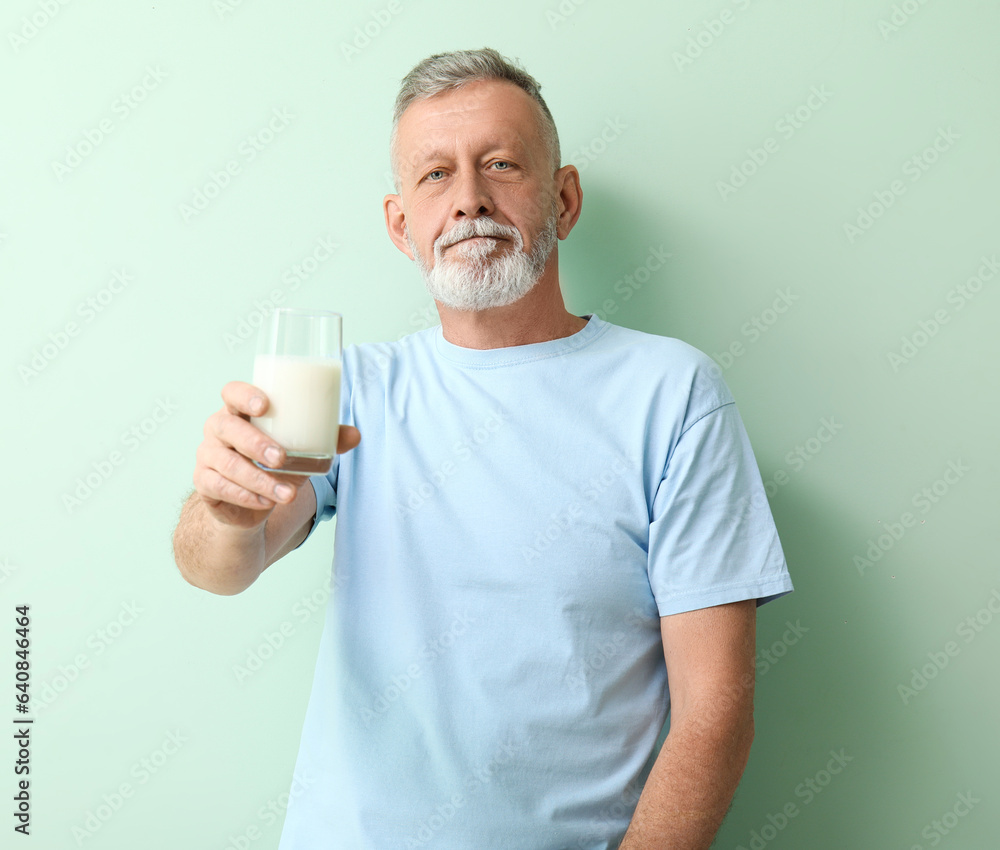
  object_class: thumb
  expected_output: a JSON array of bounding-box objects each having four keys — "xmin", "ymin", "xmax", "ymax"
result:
[{"xmin": 337, "ymin": 425, "xmax": 361, "ymax": 455}]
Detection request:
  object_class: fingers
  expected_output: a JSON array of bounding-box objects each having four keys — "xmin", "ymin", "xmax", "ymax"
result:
[
  {"xmin": 197, "ymin": 390, "xmax": 293, "ymax": 515},
  {"xmin": 221, "ymin": 382, "xmax": 358, "ymax": 458},
  {"xmin": 221, "ymin": 380, "xmax": 270, "ymax": 419},
  {"xmin": 194, "ymin": 466, "xmax": 276, "ymax": 512},
  {"xmin": 337, "ymin": 425, "xmax": 361, "ymax": 455},
  {"xmin": 206, "ymin": 407, "xmax": 285, "ymax": 470},
  {"xmin": 195, "ymin": 442, "xmax": 305, "ymax": 510},
  {"xmin": 196, "ymin": 385, "xmax": 356, "ymax": 523}
]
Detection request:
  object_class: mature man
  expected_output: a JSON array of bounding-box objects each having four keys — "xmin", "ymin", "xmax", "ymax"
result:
[{"xmin": 173, "ymin": 48, "xmax": 793, "ymax": 849}]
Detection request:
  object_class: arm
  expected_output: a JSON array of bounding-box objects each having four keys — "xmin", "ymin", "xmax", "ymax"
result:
[
  {"xmin": 173, "ymin": 482, "xmax": 317, "ymax": 596},
  {"xmin": 172, "ymin": 380, "xmax": 359, "ymax": 596},
  {"xmin": 618, "ymin": 599, "xmax": 757, "ymax": 850}
]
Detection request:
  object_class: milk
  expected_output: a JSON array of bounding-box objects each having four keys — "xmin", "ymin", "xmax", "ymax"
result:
[{"xmin": 252, "ymin": 355, "xmax": 342, "ymax": 455}]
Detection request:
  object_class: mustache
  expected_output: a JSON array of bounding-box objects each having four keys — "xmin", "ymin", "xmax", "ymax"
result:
[{"xmin": 437, "ymin": 218, "xmax": 520, "ymax": 250}]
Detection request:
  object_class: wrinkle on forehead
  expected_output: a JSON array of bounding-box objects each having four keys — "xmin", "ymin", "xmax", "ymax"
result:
[
  {"xmin": 409, "ymin": 133, "xmax": 532, "ymax": 169},
  {"xmin": 395, "ymin": 81, "xmax": 549, "ymax": 175}
]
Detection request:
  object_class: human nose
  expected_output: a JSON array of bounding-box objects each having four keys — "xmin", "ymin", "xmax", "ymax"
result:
[{"xmin": 450, "ymin": 167, "xmax": 495, "ymax": 220}]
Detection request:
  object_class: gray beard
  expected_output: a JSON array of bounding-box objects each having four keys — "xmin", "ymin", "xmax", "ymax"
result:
[{"xmin": 407, "ymin": 209, "xmax": 558, "ymax": 312}]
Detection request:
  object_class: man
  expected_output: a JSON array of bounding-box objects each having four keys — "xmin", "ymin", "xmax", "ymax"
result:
[{"xmin": 173, "ymin": 48, "xmax": 793, "ymax": 849}]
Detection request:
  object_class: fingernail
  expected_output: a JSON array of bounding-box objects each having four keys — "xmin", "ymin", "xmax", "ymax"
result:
[
  {"xmin": 250, "ymin": 396, "xmax": 264, "ymax": 415},
  {"xmin": 275, "ymin": 484, "xmax": 293, "ymax": 501},
  {"xmin": 264, "ymin": 446, "xmax": 281, "ymax": 466}
]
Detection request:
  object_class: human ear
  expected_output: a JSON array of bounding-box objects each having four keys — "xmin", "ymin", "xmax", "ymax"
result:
[{"xmin": 383, "ymin": 194, "xmax": 415, "ymax": 260}]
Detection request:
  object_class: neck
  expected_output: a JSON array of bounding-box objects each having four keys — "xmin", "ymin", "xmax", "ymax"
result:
[{"xmin": 436, "ymin": 263, "xmax": 588, "ymax": 350}]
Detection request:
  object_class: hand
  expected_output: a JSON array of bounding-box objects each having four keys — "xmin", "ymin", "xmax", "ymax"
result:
[{"xmin": 192, "ymin": 380, "xmax": 360, "ymax": 529}]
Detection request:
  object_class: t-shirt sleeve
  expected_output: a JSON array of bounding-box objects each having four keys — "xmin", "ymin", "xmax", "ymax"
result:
[
  {"xmin": 647, "ymin": 401, "xmax": 793, "ymax": 616},
  {"xmin": 289, "ymin": 459, "xmax": 339, "ymax": 551}
]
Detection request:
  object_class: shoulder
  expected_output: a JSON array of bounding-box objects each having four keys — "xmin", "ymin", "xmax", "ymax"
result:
[
  {"xmin": 595, "ymin": 320, "xmax": 734, "ymax": 414},
  {"xmin": 599, "ymin": 321, "xmax": 716, "ymax": 365}
]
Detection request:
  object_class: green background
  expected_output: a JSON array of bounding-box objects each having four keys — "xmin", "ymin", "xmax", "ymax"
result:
[{"xmin": 3, "ymin": 0, "xmax": 998, "ymax": 847}]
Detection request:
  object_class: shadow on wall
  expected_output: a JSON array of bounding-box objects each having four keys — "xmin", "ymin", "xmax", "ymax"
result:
[
  {"xmin": 715, "ymin": 473, "xmax": 968, "ymax": 848},
  {"xmin": 557, "ymin": 183, "xmax": 677, "ymax": 330},
  {"xmin": 557, "ymin": 186, "xmax": 970, "ymax": 846}
]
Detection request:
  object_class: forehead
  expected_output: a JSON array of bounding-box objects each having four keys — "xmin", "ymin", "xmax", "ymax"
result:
[{"xmin": 396, "ymin": 80, "xmax": 545, "ymax": 167}]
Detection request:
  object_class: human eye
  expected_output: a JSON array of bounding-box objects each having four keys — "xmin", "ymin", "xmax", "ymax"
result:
[
  {"xmin": 424, "ymin": 169, "xmax": 446, "ymax": 182},
  {"xmin": 491, "ymin": 161, "xmax": 512, "ymax": 171}
]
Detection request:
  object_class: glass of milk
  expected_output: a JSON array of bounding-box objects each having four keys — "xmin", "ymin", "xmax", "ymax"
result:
[{"xmin": 251, "ymin": 309, "xmax": 342, "ymax": 475}]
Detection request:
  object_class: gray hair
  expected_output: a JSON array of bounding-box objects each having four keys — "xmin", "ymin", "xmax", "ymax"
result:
[{"xmin": 389, "ymin": 47, "xmax": 561, "ymax": 192}]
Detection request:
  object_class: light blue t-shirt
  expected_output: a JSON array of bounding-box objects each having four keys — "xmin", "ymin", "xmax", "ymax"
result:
[{"xmin": 278, "ymin": 315, "xmax": 792, "ymax": 850}]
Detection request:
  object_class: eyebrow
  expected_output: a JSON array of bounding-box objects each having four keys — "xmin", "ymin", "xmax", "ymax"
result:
[
  {"xmin": 409, "ymin": 149, "xmax": 450, "ymax": 168},
  {"xmin": 408, "ymin": 140, "xmax": 528, "ymax": 171}
]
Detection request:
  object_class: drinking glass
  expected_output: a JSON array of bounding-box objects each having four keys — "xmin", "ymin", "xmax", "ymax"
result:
[{"xmin": 251, "ymin": 309, "xmax": 342, "ymax": 475}]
